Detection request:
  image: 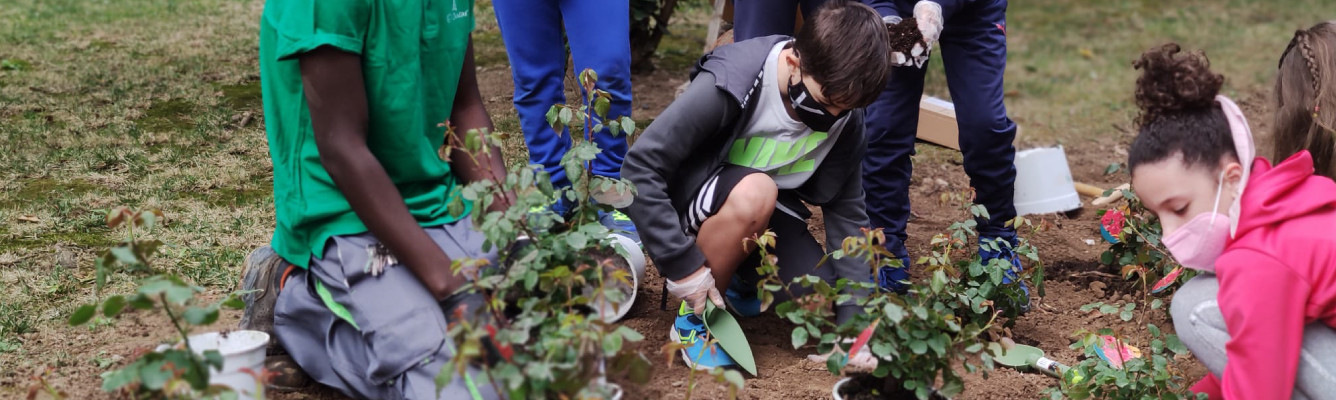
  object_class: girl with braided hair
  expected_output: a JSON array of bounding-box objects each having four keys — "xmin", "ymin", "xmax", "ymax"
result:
[
  {"xmin": 1125, "ymin": 43, "xmax": 1336, "ymax": 400},
  {"xmin": 1274, "ymin": 21, "xmax": 1336, "ymax": 180}
]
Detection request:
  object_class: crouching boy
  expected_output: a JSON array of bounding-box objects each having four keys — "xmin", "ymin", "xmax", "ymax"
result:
[{"xmin": 621, "ymin": 0, "xmax": 893, "ymax": 370}]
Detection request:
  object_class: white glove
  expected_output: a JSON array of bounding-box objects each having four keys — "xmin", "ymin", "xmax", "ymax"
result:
[
  {"xmin": 807, "ymin": 339, "xmax": 880, "ymax": 370},
  {"xmin": 914, "ymin": 1, "xmax": 944, "ymax": 46},
  {"xmin": 666, "ymin": 267, "xmax": 726, "ymax": 315},
  {"xmin": 884, "ymin": 14, "xmax": 930, "ymax": 68}
]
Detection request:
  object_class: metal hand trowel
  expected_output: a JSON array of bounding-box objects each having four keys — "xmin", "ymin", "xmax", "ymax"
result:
[{"xmin": 986, "ymin": 340, "xmax": 1070, "ymax": 379}]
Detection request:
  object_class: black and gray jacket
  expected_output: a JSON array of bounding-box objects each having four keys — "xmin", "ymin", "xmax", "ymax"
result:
[{"xmin": 621, "ymin": 35, "xmax": 874, "ymax": 314}]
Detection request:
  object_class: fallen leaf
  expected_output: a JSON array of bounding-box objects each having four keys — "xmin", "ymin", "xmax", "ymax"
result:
[
  {"xmin": 1079, "ymin": 48, "xmax": 1095, "ymax": 59},
  {"xmin": 17, "ymin": 215, "xmax": 40, "ymax": 223}
]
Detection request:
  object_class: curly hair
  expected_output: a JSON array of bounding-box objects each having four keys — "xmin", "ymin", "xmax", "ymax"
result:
[
  {"xmin": 1273, "ymin": 22, "xmax": 1336, "ymax": 179},
  {"xmin": 1127, "ymin": 44, "xmax": 1236, "ymax": 174}
]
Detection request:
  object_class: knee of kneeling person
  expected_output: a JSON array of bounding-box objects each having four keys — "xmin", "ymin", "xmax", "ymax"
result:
[
  {"xmin": 1169, "ymin": 275, "xmax": 1218, "ymax": 324},
  {"xmin": 722, "ymin": 174, "xmax": 779, "ymax": 222}
]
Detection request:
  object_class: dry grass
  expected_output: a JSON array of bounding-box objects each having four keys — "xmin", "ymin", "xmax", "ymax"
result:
[{"xmin": 0, "ymin": 0, "xmax": 1332, "ymax": 397}]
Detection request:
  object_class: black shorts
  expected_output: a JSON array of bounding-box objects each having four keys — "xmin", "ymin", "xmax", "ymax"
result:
[
  {"xmin": 679, "ymin": 165, "xmax": 832, "ymax": 296},
  {"xmin": 682, "ymin": 165, "xmax": 810, "ymax": 235}
]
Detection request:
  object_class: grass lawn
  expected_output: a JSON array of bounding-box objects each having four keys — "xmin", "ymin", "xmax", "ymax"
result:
[{"xmin": 1, "ymin": 0, "xmax": 1332, "ymax": 397}]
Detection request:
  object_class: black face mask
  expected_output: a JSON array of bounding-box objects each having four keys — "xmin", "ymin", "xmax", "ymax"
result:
[{"xmin": 787, "ymin": 73, "xmax": 845, "ymax": 132}]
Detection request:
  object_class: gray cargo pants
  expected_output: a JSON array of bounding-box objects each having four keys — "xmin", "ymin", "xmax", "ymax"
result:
[
  {"xmin": 274, "ymin": 219, "xmax": 500, "ymax": 400},
  {"xmin": 1171, "ymin": 274, "xmax": 1336, "ymax": 400}
]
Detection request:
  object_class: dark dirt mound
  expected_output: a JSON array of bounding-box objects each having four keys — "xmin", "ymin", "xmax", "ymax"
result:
[{"xmin": 886, "ymin": 18, "xmax": 925, "ymax": 54}]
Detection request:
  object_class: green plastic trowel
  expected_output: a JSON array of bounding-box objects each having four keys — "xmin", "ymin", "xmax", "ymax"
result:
[
  {"xmin": 986, "ymin": 340, "xmax": 1072, "ymax": 380},
  {"xmin": 702, "ymin": 302, "xmax": 757, "ymax": 375}
]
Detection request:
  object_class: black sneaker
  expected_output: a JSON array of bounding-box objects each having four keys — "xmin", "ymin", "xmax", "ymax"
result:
[
  {"xmin": 239, "ymin": 246, "xmax": 285, "ymax": 351},
  {"xmin": 239, "ymin": 246, "xmax": 310, "ymax": 391}
]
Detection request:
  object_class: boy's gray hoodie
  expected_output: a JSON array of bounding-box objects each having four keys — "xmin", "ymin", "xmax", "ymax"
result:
[{"xmin": 621, "ymin": 36, "xmax": 873, "ymax": 318}]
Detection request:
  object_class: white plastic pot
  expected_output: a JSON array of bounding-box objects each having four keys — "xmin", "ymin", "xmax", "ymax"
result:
[
  {"xmin": 591, "ymin": 233, "xmax": 646, "ymax": 323},
  {"xmin": 186, "ymin": 330, "xmax": 269, "ymax": 400},
  {"xmin": 1013, "ymin": 146, "xmax": 1082, "ymax": 216},
  {"xmin": 832, "ymin": 377, "xmax": 852, "ymax": 400}
]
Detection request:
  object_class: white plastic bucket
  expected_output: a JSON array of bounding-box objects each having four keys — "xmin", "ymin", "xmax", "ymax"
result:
[
  {"xmin": 186, "ymin": 330, "xmax": 269, "ymax": 400},
  {"xmin": 591, "ymin": 233, "xmax": 646, "ymax": 323},
  {"xmin": 832, "ymin": 377, "xmax": 852, "ymax": 400},
  {"xmin": 1013, "ymin": 146, "xmax": 1082, "ymax": 216}
]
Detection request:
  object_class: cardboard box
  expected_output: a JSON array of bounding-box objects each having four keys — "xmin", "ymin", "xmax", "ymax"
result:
[{"xmin": 916, "ymin": 96, "xmax": 1023, "ymax": 150}]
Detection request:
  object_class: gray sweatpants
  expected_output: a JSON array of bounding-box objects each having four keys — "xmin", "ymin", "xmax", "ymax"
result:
[
  {"xmin": 1171, "ymin": 275, "xmax": 1336, "ymax": 400},
  {"xmin": 273, "ymin": 219, "xmax": 500, "ymax": 400}
]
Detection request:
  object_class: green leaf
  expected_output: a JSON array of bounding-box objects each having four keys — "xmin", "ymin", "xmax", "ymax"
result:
[
  {"xmin": 102, "ymin": 295, "xmax": 127, "ymax": 317},
  {"xmin": 69, "ymin": 304, "xmax": 97, "ymax": 326},
  {"xmin": 559, "ymin": 107, "xmax": 573, "ymax": 127},
  {"xmin": 1119, "ymin": 310, "xmax": 1134, "ymax": 321},
  {"xmin": 825, "ymin": 352, "xmax": 844, "ymax": 374},
  {"xmin": 1105, "ymin": 163, "xmax": 1122, "ymax": 175},
  {"xmin": 930, "ymin": 269, "xmax": 947, "ymax": 294},
  {"xmin": 100, "ymin": 365, "xmax": 138, "ymax": 391},
  {"xmin": 566, "ymin": 232, "xmax": 588, "ymax": 249},
  {"xmin": 909, "ymin": 340, "xmax": 928, "ymax": 354},
  {"xmin": 95, "ymin": 252, "xmax": 113, "ymax": 292},
  {"xmin": 1148, "ymin": 323, "xmax": 1162, "ymax": 338},
  {"xmin": 128, "ymin": 294, "xmax": 154, "ymax": 310},
  {"xmin": 617, "ymin": 325, "xmax": 645, "ymax": 342},
  {"xmin": 912, "ymin": 305, "xmax": 929, "ymax": 320},
  {"xmin": 594, "ymin": 97, "xmax": 611, "ymax": 120},
  {"xmin": 791, "ymin": 326, "xmax": 809, "ymax": 349},
  {"xmin": 110, "ymin": 246, "xmax": 141, "ymax": 267},
  {"xmin": 1165, "ymin": 334, "xmax": 1189, "ymax": 355},
  {"xmin": 221, "ymin": 293, "xmax": 245, "ymax": 310},
  {"xmin": 1098, "ymin": 304, "xmax": 1118, "ymax": 314},
  {"xmin": 1151, "ymin": 298, "xmax": 1163, "ymax": 310},
  {"xmin": 1100, "ymin": 251, "xmax": 1114, "ymax": 265},
  {"xmin": 138, "ymin": 359, "xmax": 172, "ymax": 390},
  {"xmin": 620, "ymin": 116, "xmax": 637, "ymax": 134},
  {"xmin": 602, "ymin": 331, "xmax": 624, "ymax": 353},
  {"xmin": 884, "ymin": 303, "xmax": 906, "ymax": 323},
  {"xmin": 723, "ymin": 370, "xmax": 745, "ymax": 390},
  {"xmin": 939, "ymin": 375, "xmax": 965, "ymax": 397},
  {"xmin": 965, "ymin": 342, "xmax": 984, "ymax": 353},
  {"xmin": 1080, "ymin": 302, "xmax": 1103, "ymax": 312},
  {"xmin": 1123, "ymin": 303, "xmax": 1135, "ymax": 311},
  {"xmin": 183, "ymin": 306, "xmax": 220, "ymax": 326},
  {"xmin": 435, "ymin": 362, "xmax": 456, "ymax": 393}
]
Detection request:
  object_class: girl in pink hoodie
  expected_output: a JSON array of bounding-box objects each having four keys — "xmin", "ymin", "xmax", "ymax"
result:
[{"xmin": 1127, "ymin": 43, "xmax": 1336, "ymax": 400}]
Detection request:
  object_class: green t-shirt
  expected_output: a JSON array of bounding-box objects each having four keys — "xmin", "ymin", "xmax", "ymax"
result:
[{"xmin": 259, "ymin": 0, "xmax": 476, "ymax": 268}]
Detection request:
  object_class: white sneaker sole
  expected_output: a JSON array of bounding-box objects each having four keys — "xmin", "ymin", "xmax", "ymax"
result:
[{"xmin": 670, "ymin": 327, "xmax": 716, "ymax": 371}]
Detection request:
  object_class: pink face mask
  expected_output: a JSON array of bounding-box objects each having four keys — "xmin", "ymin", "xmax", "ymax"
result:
[{"xmin": 1162, "ymin": 171, "xmax": 1232, "ymax": 272}]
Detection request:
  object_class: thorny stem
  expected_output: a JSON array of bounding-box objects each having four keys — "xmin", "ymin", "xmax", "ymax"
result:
[
  {"xmin": 160, "ymin": 293, "xmax": 193, "ymax": 356},
  {"xmin": 683, "ymin": 337, "xmax": 715, "ymax": 400}
]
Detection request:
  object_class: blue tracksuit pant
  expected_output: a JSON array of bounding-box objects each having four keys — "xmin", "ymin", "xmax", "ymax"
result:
[
  {"xmin": 493, "ymin": 0, "xmax": 632, "ymax": 188},
  {"xmin": 863, "ymin": 0, "xmax": 1018, "ymax": 258},
  {"xmin": 731, "ymin": 0, "xmax": 826, "ymax": 41}
]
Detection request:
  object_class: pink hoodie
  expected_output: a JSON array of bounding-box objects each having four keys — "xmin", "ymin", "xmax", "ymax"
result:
[{"xmin": 1190, "ymin": 151, "xmax": 1336, "ymax": 399}]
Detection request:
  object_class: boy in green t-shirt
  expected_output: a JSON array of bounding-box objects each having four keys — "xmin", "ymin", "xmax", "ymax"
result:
[{"xmin": 239, "ymin": 0, "xmax": 507, "ymax": 398}]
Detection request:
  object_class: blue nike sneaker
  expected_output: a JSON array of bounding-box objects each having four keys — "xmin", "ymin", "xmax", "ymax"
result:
[
  {"xmin": 725, "ymin": 277, "xmax": 762, "ymax": 317},
  {"xmin": 980, "ymin": 234, "xmax": 1031, "ymax": 314},
  {"xmin": 671, "ymin": 301, "xmax": 737, "ymax": 370},
  {"xmin": 598, "ymin": 209, "xmax": 641, "ymax": 248},
  {"xmin": 877, "ymin": 255, "xmax": 911, "ymax": 294}
]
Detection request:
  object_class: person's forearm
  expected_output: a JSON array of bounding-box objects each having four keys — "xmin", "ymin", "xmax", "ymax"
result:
[
  {"xmin": 300, "ymin": 47, "xmax": 465, "ymax": 300},
  {"xmin": 321, "ymin": 141, "xmax": 464, "ymax": 299},
  {"xmin": 450, "ymin": 36, "xmax": 511, "ymax": 213}
]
